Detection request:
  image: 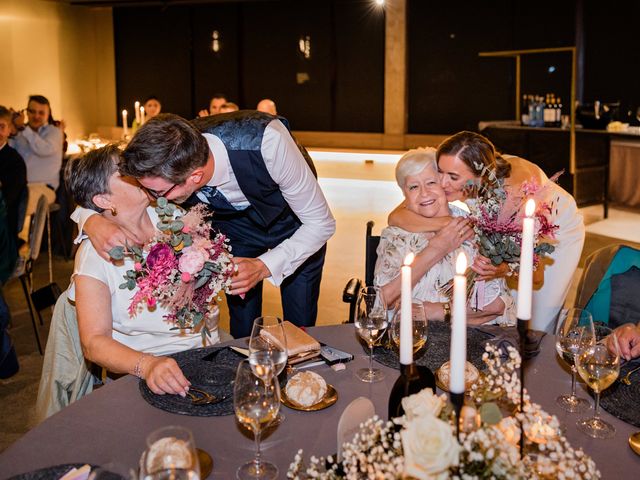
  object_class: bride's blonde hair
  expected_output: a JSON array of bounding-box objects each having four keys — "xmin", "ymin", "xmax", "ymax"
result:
[{"xmin": 395, "ymin": 147, "xmax": 438, "ymax": 188}]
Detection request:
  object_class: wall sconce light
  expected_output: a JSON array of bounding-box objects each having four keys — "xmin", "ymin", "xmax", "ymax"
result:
[
  {"xmin": 298, "ymin": 35, "xmax": 311, "ymax": 59},
  {"xmin": 212, "ymin": 30, "xmax": 220, "ymax": 53}
]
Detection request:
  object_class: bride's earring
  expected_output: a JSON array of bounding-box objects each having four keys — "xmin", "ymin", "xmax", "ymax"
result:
[{"xmin": 110, "ymin": 205, "xmax": 117, "ymax": 216}]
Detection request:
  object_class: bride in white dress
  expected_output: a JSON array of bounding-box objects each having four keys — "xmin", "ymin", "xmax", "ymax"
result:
[{"xmin": 388, "ymin": 131, "xmax": 585, "ymax": 332}]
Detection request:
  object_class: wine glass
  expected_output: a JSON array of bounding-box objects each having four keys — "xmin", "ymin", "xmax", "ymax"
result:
[
  {"xmin": 249, "ymin": 316, "xmax": 288, "ymax": 378},
  {"xmin": 249, "ymin": 316, "xmax": 288, "ymax": 424},
  {"xmin": 234, "ymin": 359, "xmax": 280, "ymax": 480},
  {"xmin": 354, "ymin": 286, "xmax": 388, "ymax": 383},
  {"xmin": 390, "ymin": 299, "xmax": 428, "ymax": 355},
  {"xmin": 139, "ymin": 426, "xmax": 200, "ymax": 480},
  {"xmin": 554, "ymin": 308, "xmax": 595, "ymax": 412},
  {"xmin": 576, "ymin": 328, "xmax": 621, "ymax": 439}
]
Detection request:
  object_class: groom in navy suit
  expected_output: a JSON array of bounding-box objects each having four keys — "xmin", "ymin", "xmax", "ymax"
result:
[{"xmin": 83, "ymin": 111, "xmax": 335, "ymax": 338}]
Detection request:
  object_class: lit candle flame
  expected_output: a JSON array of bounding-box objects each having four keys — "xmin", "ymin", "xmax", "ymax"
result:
[
  {"xmin": 122, "ymin": 109, "xmax": 127, "ymax": 115},
  {"xmin": 525, "ymin": 198, "xmax": 536, "ymax": 217},
  {"xmin": 403, "ymin": 252, "xmax": 415, "ymax": 266},
  {"xmin": 456, "ymin": 252, "xmax": 467, "ymax": 275}
]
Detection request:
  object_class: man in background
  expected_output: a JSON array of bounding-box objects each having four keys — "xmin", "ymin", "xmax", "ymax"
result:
[{"xmin": 257, "ymin": 98, "xmax": 277, "ymax": 116}]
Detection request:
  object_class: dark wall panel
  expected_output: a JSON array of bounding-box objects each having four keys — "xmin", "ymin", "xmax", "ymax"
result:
[
  {"xmin": 114, "ymin": 7, "xmax": 192, "ymax": 119},
  {"xmin": 192, "ymin": 4, "xmax": 242, "ymax": 114},
  {"xmin": 583, "ymin": 0, "xmax": 640, "ymax": 114},
  {"xmin": 241, "ymin": 1, "xmax": 333, "ymax": 131},
  {"xmin": 408, "ymin": 0, "xmax": 514, "ymax": 134},
  {"xmin": 334, "ymin": 1, "xmax": 384, "ymax": 132}
]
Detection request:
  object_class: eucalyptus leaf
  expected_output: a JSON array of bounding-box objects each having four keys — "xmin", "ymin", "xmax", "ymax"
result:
[
  {"xmin": 170, "ymin": 235, "xmax": 181, "ymax": 247},
  {"xmin": 119, "ymin": 282, "xmax": 128, "ymax": 289},
  {"xmin": 126, "ymin": 279, "xmax": 136, "ymax": 290},
  {"xmin": 479, "ymin": 402, "xmax": 503, "ymax": 425},
  {"xmin": 182, "ymin": 235, "xmax": 193, "ymax": 247},
  {"xmin": 109, "ymin": 246, "xmax": 125, "ymax": 261},
  {"xmin": 491, "ymin": 255, "xmax": 502, "ymax": 265},
  {"xmin": 194, "ymin": 275, "xmax": 210, "ymax": 289},
  {"xmin": 170, "ymin": 220, "xmax": 184, "ymax": 232},
  {"xmin": 157, "ymin": 197, "xmax": 168, "ymax": 208}
]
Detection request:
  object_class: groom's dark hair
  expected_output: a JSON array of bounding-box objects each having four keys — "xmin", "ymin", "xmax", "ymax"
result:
[{"xmin": 121, "ymin": 113, "xmax": 209, "ymax": 183}]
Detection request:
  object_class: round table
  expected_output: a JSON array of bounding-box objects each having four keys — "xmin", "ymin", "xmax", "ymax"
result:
[{"xmin": 0, "ymin": 324, "xmax": 638, "ymax": 478}]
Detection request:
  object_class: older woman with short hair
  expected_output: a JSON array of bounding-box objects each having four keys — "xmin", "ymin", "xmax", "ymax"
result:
[
  {"xmin": 374, "ymin": 148, "xmax": 515, "ymax": 325},
  {"xmin": 65, "ymin": 144, "xmax": 220, "ymax": 396}
]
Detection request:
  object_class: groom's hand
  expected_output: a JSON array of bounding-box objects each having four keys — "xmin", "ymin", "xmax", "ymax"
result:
[
  {"xmin": 84, "ymin": 215, "xmax": 143, "ymax": 261},
  {"xmin": 230, "ymin": 257, "xmax": 271, "ymax": 295}
]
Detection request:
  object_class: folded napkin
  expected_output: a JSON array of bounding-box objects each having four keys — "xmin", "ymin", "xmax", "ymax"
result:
[
  {"xmin": 59, "ymin": 465, "xmax": 91, "ymax": 480},
  {"xmin": 476, "ymin": 325, "xmax": 546, "ymax": 360},
  {"xmin": 260, "ymin": 321, "xmax": 321, "ymax": 364}
]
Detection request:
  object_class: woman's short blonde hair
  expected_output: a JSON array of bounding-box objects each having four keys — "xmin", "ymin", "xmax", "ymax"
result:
[{"xmin": 395, "ymin": 147, "xmax": 438, "ymax": 188}]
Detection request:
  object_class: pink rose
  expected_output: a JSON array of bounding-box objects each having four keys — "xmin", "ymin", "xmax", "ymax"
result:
[
  {"xmin": 134, "ymin": 262, "xmax": 142, "ymax": 272},
  {"xmin": 178, "ymin": 247, "xmax": 206, "ymax": 275},
  {"xmin": 181, "ymin": 272, "xmax": 191, "ymax": 283}
]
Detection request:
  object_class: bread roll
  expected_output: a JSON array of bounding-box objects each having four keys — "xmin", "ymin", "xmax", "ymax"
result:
[
  {"xmin": 437, "ymin": 361, "xmax": 480, "ymax": 390},
  {"xmin": 145, "ymin": 437, "xmax": 192, "ymax": 472},
  {"xmin": 285, "ymin": 371, "xmax": 327, "ymax": 407}
]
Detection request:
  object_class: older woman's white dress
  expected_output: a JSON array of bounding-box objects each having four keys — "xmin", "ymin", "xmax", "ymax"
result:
[
  {"xmin": 67, "ymin": 207, "xmax": 220, "ymax": 355},
  {"xmin": 374, "ymin": 207, "xmax": 516, "ymax": 326}
]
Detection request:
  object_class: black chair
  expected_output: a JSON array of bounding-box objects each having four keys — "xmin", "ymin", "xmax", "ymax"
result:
[{"xmin": 342, "ymin": 220, "xmax": 381, "ymax": 323}]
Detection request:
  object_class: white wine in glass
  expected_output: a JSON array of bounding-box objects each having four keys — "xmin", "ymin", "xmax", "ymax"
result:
[
  {"xmin": 234, "ymin": 359, "xmax": 280, "ymax": 480},
  {"xmin": 390, "ymin": 299, "xmax": 428, "ymax": 354},
  {"xmin": 354, "ymin": 286, "xmax": 388, "ymax": 383},
  {"xmin": 554, "ymin": 308, "xmax": 595, "ymax": 413},
  {"xmin": 576, "ymin": 328, "xmax": 620, "ymax": 439}
]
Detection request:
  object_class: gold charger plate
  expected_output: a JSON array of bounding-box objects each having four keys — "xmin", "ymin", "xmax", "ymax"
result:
[
  {"xmin": 435, "ymin": 361, "xmax": 480, "ymax": 392},
  {"xmin": 281, "ymin": 384, "xmax": 338, "ymax": 411},
  {"xmin": 197, "ymin": 448, "xmax": 213, "ymax": 479}
]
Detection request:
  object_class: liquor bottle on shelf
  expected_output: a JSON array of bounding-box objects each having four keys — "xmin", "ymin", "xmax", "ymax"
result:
[
  {"xmin": 556, "ymin": 97, "xmax": 563, "ymax": 127},
  {"xmin": 543, "ymin": 94, "xmax": 553, "ymax": 127},
  {"xmin": 521, "ymin": 95, "xmax": 530, "ymax": 126}
]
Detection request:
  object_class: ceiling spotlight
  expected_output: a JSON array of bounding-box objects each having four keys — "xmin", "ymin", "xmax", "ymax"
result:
[{"xmin": 375, "ymin": 0, "xmax": 385, "ymax": 6}]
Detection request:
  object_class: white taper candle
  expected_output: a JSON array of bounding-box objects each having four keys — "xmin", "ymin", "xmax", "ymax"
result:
[
  {"xmin": 134, "ymin": 101, "xmax": 141, "ymax": 124},
  {"xmin": 450, "ymin": 251, "xmax": 467, "ymax": 394},
  {"xmin": 122, "ymin": 110, "xmax": 128, "ymax": 136},
  {"xmin": 400, "ymin": 253, "xmax": 415, "ymax": 365},
  {"xmin": 517, "ymin": 199, "xmax": 536, "ymax": 320}
]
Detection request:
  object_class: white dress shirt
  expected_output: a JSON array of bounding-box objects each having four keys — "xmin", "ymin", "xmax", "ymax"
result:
[
  {"xmin": 199, "ymin": 119, "xmax": 336, "ymax": 286},
  {"xmin": 10, "ymin": 124, "xmax": 64, "ymax": 189},
  {"xmin": 72, "ymin": 119, "xmax": 335, "ymax": 287}
]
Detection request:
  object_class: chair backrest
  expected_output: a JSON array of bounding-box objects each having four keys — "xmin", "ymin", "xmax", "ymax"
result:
[
  {"xmin": 364, "ymin": 220, "xmax": 381, "ymax": 286},
  {"xmin": 28, "ymin": 195, "xmax": 48, "ymax": 262},
  {"xmin": 16, "ymin": 186, "xmax": 29, "ymax": 235}
]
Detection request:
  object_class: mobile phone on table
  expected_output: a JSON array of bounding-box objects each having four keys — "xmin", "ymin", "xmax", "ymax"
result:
[{"xmin": 320, "ymin": 344, "xmax": 354, "ymax": 365}]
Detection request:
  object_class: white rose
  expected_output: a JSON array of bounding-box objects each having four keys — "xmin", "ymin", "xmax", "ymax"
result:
[
  {"xmin": 401, "ymin": 415, "xmax": 460, "ymax": 479},
  {"xmin": 401, "ymin": 388, "xmax": 446, "ymax": 420}
]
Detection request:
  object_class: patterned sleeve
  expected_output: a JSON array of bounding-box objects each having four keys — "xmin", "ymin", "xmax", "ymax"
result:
[{"xmin": 373, "ymin": 227, "xmax": 405, "ymax": 288}]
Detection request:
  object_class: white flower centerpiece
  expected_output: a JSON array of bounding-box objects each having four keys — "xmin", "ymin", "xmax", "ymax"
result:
[{"xmin": 287, "ymin": 344, "xmax": 600, "ymax": 480}]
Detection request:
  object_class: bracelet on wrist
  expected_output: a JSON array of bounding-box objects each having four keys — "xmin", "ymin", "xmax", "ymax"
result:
[{"xmin": 133, "ymin": 353, "xmax": 152, "ymax": 379}]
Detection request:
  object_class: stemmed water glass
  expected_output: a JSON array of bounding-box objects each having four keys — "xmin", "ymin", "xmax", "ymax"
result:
[
  {"xmin": 390, "ymin": 299, "xmax": 428, "ymax": 355},
  {"xmin": 354, "ymin": 286, "xmax": 388, "ymax": 383},
  {"xmin": 554, "ymin": 308, "xmax": 596, "ymax": 412},
  {"xmin": 139, "ymin": 426, "xmax": 200, "ymax": 480},
  {"xmin": 234, "ymin": 359, "xmax": 280, "ymax": 480},
  {"xmin": 576, "ymin": 327, "xmax": 621, "ymax": 439},
  {"xmin": 249, "ymin": 316, "xmax": 288, "ymax": 423}
]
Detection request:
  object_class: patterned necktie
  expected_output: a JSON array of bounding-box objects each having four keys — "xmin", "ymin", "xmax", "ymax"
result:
[{"xmin": 196, "ymin": 185, "xmax": 237, "ymax": 213}]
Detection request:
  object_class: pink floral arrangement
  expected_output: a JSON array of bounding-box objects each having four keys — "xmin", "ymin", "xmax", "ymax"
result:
[
  {"xmin": 109, "ymin": 198, "xmax": 234, "ymax": 338},
  {"xmin": 464, "ymin": 171, "xmax": 561, "ymax": 269}
]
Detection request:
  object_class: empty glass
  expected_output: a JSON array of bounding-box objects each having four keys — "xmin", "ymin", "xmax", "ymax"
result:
[
  {"xmin": 139, "ymin": 426, "xmax": 200, "ymax": 480},
  {"xmin": 354, "ymin": 286, "xmax": 388, "ymax": 382},
  {"xmin": 554, "ymin": 308, "xmax": 595, "ymax": 412},
  {"xmin": 234, "ymin": 359, "xmax": 280, "ymax": 479},
  {"xmin": 390, "ymin": 299, "xmax": 428, "ymax": 355}
]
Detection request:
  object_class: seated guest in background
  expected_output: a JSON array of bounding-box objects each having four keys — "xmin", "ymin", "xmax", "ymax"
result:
[
  {"xmin": 257, "ymin": 98, "xmax": 277, "ymax": 116},
  {"xmin": 9, "ymin": 95, "xmax": 63, "ymax": 219},
  {"xmin": 143, "ymin": 96, "xmax": 162, "ymax": 119},
  {"xmin": 74, "ymin": 112, "xmax": 335, "ymax": 338},
  {"xmin": 375, "ymin": 149, "xmax": 514, "ymax": 325},
  {"xmin": 198, "ymin": 93, "xmax": 228, "ymax": 117},
  {"xmin": 389, "ymin": 131, "xmax": 584, "ymax": 332},
  {"xmin": 219, "ymin": 102, "xmax": 239, "ymax": 113},
  {"xmin": 65, "ymin": 144, "xmax": 220, "ymax": 396},
  {"xmin": 0, "ymin": 106, "xmax": 27, "ymax": 241}
]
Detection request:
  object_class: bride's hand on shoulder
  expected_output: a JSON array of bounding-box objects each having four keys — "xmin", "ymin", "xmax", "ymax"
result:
[
  {"xmin": 84, "ymin": 214, "xmax": 143, "ymax": 261},
  {"xmin": 471, "ymin": 255, "xmax": 510, "ymax": 280},
  {"xmin": 143, "ymin": 356, "xmax": 191, "ymax": 396}
]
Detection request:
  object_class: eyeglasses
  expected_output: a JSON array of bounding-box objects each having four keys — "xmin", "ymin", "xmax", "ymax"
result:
[{"xmin": 143, "ymin": 183, "xmax": 179, "ymax": 200}]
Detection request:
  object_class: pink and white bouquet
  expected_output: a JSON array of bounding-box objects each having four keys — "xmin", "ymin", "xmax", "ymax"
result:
[
  {"xmin": 464, "ymin": 169, "xmax": 559, "ymax": 270},
  {"xmin": 109, "ymin": 198, "xmax": 234, "ymax": 338}
]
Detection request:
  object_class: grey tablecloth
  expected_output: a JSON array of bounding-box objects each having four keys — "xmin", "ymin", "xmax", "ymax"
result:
[{"xmin": 0, "ymin": 325, "xmax": 638, "ymax": 479}]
